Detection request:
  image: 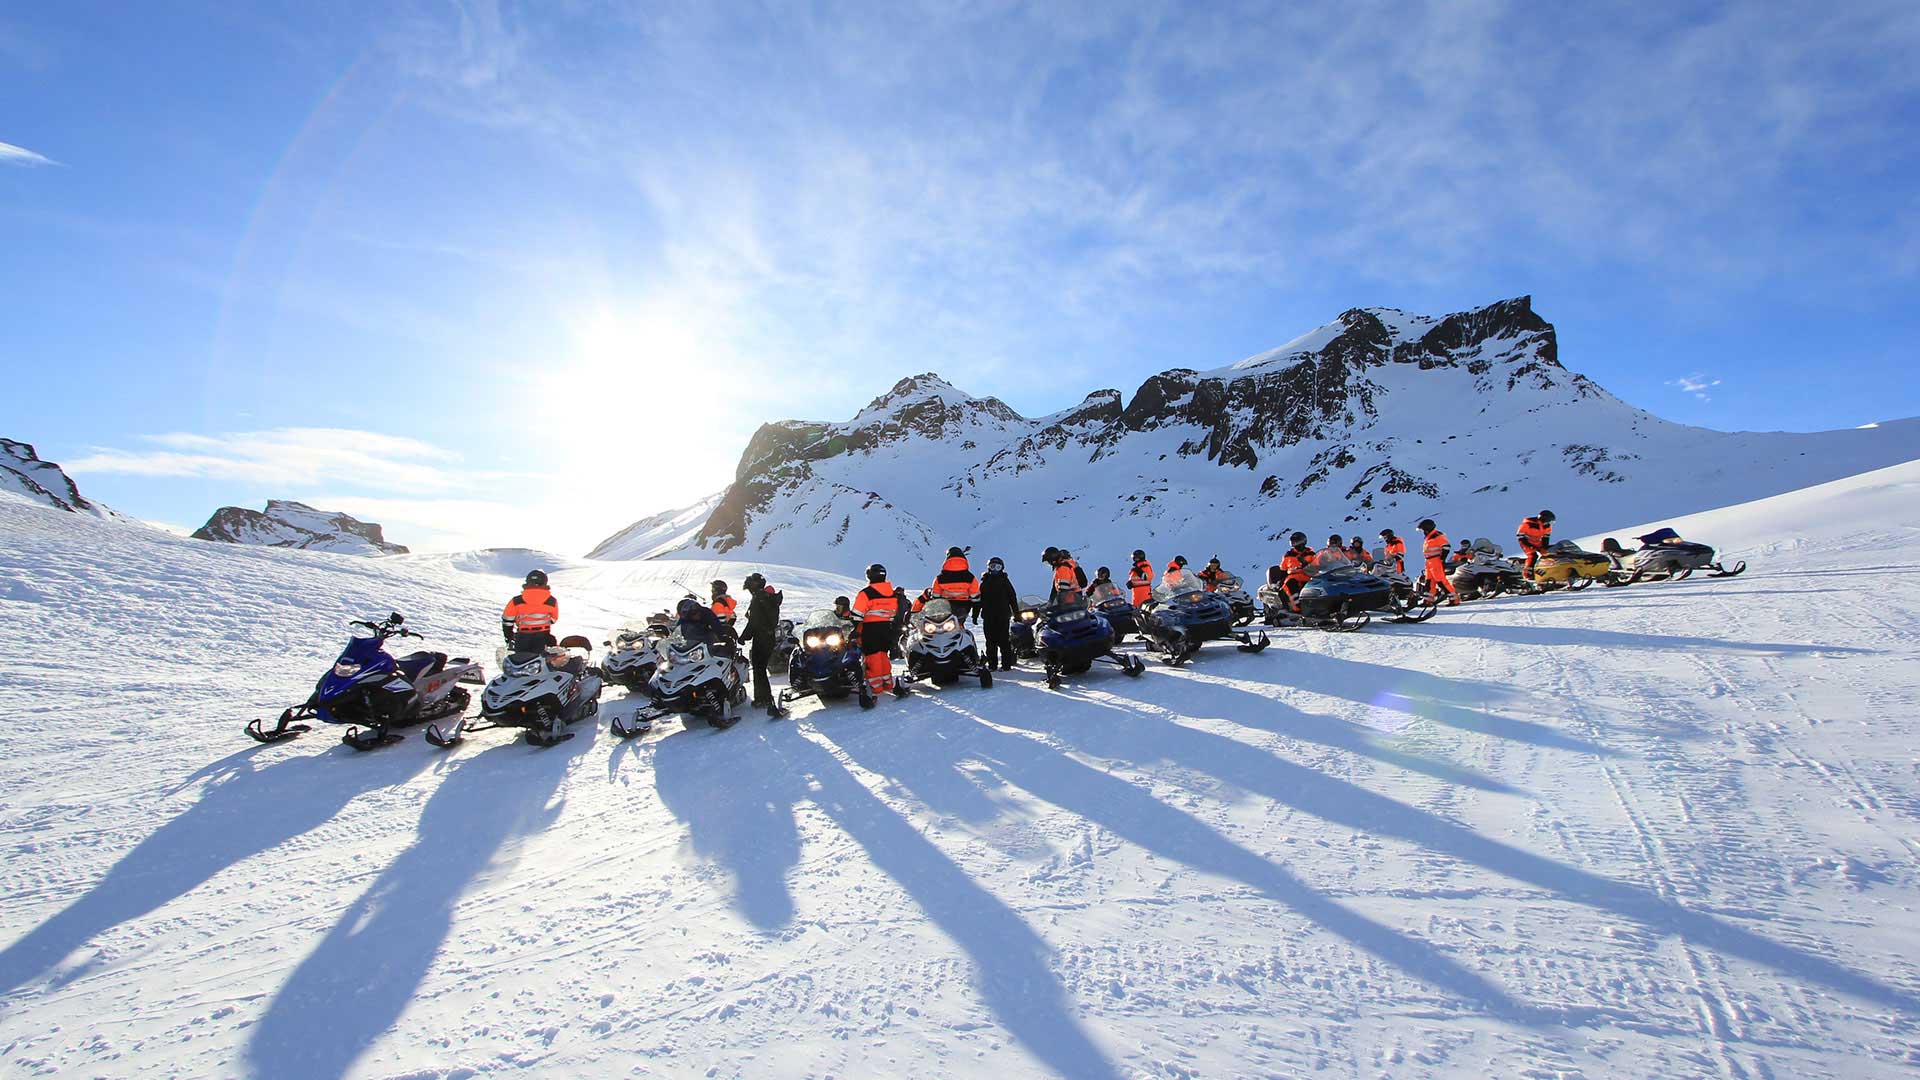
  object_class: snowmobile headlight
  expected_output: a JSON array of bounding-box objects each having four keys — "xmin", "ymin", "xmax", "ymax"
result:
[
  {"xmin": 333, "ymin": 661, "xmax": 362, "ymax": 677},
  {"xmin": 1019, "ymin": 610, "xmax": 1037, "ymax": 622},
  {"xmin": 940, "ymin": 618, "xmax": 959, "ymax": 632},
  {"xmin": 824, "ymin": 631, "xmax": 842, "ymax": 648}
]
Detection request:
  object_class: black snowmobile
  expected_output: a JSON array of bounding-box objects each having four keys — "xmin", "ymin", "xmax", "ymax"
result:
[
  {"xmin": 1084, "ymin": 580, "xmax": 1139, "ymax": 642},
  {"xmin": 778, "ymin": 609, "xmax": 875, "ymax": 710},
  {"xmin": 1256, "ymin": 564, "xmax": 1395, "ymax": 632},
  {"xmin": 1137, "ymin": 575, "xmax": 1269, "ymax": 665},
  {"xmin": 1603, "ymin": 529, "xmax": 1747, "ymax": 585}
]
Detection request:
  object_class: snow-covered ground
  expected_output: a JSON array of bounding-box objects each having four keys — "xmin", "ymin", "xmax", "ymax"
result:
[{"xmin": 1, "ymin": 461, "xmax": 1917, "ymax": 1078}]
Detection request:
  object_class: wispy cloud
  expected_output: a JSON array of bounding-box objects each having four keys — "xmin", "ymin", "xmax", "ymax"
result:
[
  {"xmin": 0, "ymin": 139, "xmax": 55, "ymax": 167},
  {"xmin": 66, "ymin": 428, "xmax": 469, "ymax": 492},
  {"xmin": 1668, "ymin": 374, "xmax": 1723, "ymax": 401}
]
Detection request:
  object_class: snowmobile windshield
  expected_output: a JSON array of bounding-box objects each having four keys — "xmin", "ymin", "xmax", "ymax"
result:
[
  {"xmin": 1086, "ymin": 581, "xmax": 1124, "ymax": 604},
  {"xmin": 920, "ymin": 598, "xmax": 956, "ymax": 622},
  {"xmin": 801, "ymin": 610, "xmax": 851, "ymax": 648},
  {"xmin": 1636, "ymin": 528, "xmax": 1681, "ymax": 546},
  {"xmin": 1154, "ymin": 577, "xmax": 1208, "ymax": 602},
  {"xmin": 804, "ymin": 609, "xmax": 852, "ymax": 632},
  {"xmin": 1212, "ymin": 573, "xmax": 1243, "ymax": 591},
  {"xmin": 348, "ymin": 620, "xmax": 382, "ymax": 640},
  {"xmin": 612, "ymin": 624, "xmax": 651, "ymax": 647}
]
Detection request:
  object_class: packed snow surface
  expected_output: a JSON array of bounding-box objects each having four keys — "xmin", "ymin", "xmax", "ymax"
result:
[{"xmin": 2, "ymin": 463, "xmax": 1918, "ymax": 1078}]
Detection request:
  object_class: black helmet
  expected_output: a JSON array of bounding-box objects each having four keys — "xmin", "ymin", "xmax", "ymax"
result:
[
  {"xmin": 743, "ymin": 572, "xmax": 765, "ymax": 591},
  {"xmin": 1173, "ymin": 554, "xmax": 1188, "ymax": 567},
  {"xmin": 1350, "ymin": 536, "xmax": 1364, "ymax": 546},
  {"xmin": 1206, "ymin": 555, "xmax": 1221, "ymax": 567},
  {"xmin": 1095, "ymin": 565, "xmax": 1112, "ymax": 578},
  {"xmin": 1042, "ymin": 546, "xmax": 1060, "ymax": 564},
  {"xmin": 710, "ymin": 579, "xmax": 727, "ymax": 594},
  {"xmin": 946, "ymin": 546, "xmax": 964, "ymax": 559},
  {"xmin": 833, "ymin": 594, "xmax": 851, "ymax": 608},
  {"xmin": 1539, "ymin": 509, "xmax": 1556, "ymax": 523},
  {"xmin": 1379, "ymin": 528, "xmax": 1396, "ymax": 540},
  {"xmin": 866, "ymin": 563, "xmax": 887, "ymax": 582},
  {"xmin": 676, "ymin": 597, "xmax": 701, "ymax": 619},
  {"xmin": 1418, "ymin": 518, "xmax": 1436, "ymax": 532},
  {"xmin": 1290, "ymin": 531, "xmax": 1307, "ymax": 546},
  {"xmin": 987, "ymin": 556, "xmax": 1004, "ymax": 571},
  {"xmin": 523, "ymin": 569, "xmax": 548, "ymax": 587},
  {"xmin": 1132, "ymin": 549, "xmax": 1146, "ymax": 560},
  {"xmin": 1327, "ymin": 534, "xmax": 1342, "ymax": 545}
]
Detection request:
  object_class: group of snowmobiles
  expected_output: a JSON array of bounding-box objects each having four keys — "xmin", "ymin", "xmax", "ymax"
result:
[{"xmin": 242, "ymin": 519, "xmax": 1744, "ymax": 753}]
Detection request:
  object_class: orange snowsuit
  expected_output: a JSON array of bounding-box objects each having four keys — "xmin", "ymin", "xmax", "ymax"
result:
[
  {"xmin": 711, "ymin": 594, "xmax": 738, "ymax": 625},
  {"xmin": 929, "ymin": 554, "xmax": 980, "ymax": 617},
  {"xmin": 1279, "ymin": 546, "xmax": 1317, "ymax": 606},
  {"xmin": 1422, "ymin": 529, "xmax": 1459, "ymax": 598},
  {"xmin": 502, "ymin": 585, "xmax": 558, "ymax": 641},
  {"xmin": 1380, "ymin": 537, "xmax": 1406, "ymax": 575},
  {"xmin": 1127, "ymin": 559, "xmax": 1154, "ymax": 605},
  {"xmin": 1516, "ymin": 516, "xmax": 1552, "ymax": 574},
  {"xmin": 1052, "ymin": 558, "xmax": 1084, "ymax": 593},
  {"xmin": 851, "ymin": 581, "xmax": 904, "ymax": 693}
]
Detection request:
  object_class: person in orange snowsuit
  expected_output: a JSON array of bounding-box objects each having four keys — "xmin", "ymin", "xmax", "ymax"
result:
[
  {"xmin": 1419, "ymin": 519, "xmax": 1461, "ymax": 604},
  {"xmin": 851, "ymin": 563, "xmax": 911, "ymax": 698},
  {"xmin": 1197, "ymin": 556, "xmax": 1228, "ymax": 591},
  {"xmin": 502, "ymin": 569, "xmax": 560, "ymax": 650},
  {"xmin": 927, "ymin": 546, "xmax": 981, "ymax": 621},
  {"xmin": 1127, "ymin": 549, "xmax": 1155, "ymax": 605},
  {"xmin": 1377, "ymin": 529, "xmax": 1406, "ymax": 575},
  {"xmin": 710, "ymin": 580, "xmax": 738, "ymax": 627},
  {"xmin": 1278, "ymin": 532, "xmax": 1317, "ymax": 608},
  {"xmin": 1515, "ymin": 510, "xmax": 1555, "ymax": 579},
  {"xmin": 1163, "ymin": 554, "xmax": 1190, "ymax": 588},
  {"xmin": 1044, "ymin": 547, "xmax": 1087, "ymax": 596},
  {"xmin": 1347, "ymin": 536, "xmax": 1373, "ymax": 568}
]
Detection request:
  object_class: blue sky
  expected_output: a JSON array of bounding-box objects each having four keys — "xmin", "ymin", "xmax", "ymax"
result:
[{"xmin": 3, "ymin": 1, "xmax": 1916, "ymax": 553}]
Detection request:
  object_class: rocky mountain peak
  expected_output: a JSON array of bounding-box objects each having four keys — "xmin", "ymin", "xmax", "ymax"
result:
[
  {"xmin": 192, "ymin": 501, "xmax": 408, "ymax": 556},
  {"xmin": 1, "ymin": 438, "xmax": 116, "ymax": 517}
]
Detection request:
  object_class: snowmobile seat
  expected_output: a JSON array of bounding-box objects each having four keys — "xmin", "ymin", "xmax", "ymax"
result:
[{"xmin": 395, "ymin": 651, "xmax": 448, "ymax": 680}]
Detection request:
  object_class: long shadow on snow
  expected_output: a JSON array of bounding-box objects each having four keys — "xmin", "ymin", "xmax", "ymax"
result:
[
  {"xmin": 0, "ymin": 743, "xmax": 431, "ymax": 998},
  {"xmin": 651, "ymin": 722, "xmax": 806, "ymax": 931},
  {"xmin": 1260, "ymin": 648, "xmax": 1622, "ymax": 757},
  {"xmin": 816, "ymin": 699, "xmax": 1543, "ymax": 1026},
  {"xmin": 244, "ymin": 725, "xmax": 597, "ymax": 1080},
  {"xmin": 1011, "ymin": 690, "xmax": 1920, "ymax": 1017},
  {"xmin": 1395, "ymin": 621, "xmax": 1871, "ymax": 656},
  {"xmin": 757, "ymin": 723, "xmax": 1123, "ymax": 1080}
]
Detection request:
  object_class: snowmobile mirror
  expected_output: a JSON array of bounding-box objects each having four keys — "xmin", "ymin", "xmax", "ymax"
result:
[{"xmin": 389, "ymin": 613, "xmax": 404, "ymax": 625}]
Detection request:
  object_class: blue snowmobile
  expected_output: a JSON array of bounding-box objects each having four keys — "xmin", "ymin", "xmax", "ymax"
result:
[
  {"xmin": 1137, "ymin": 576, "xmax": 1270, "ymax": 665},
  {"xmin": 778, "ymin": 608, "xmax": 876, "ymax": 710},
  {"xmin": 245, "ymin": 613, "xmax": 485, "ymax": 751},
  {"xmin": 1084, "ymin": 579, "xmax": 1139, "ymax": 642},
  {"xmin": 1011, "ymin": 593, "xmax": 1046, "ymax": 660},
  {"xmin": 1037, "ymin": 590, "xmax": 1145, "ymax": 688}
]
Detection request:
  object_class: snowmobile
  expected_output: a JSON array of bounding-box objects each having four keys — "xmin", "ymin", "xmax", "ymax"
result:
[
  {"xmin": 1604, "ymin": 528, "xmax": 1747, "ymax": 585},
  {"xmin": 1011, "ymin": 594, "xmax": 1046, "ymax": 659},
  {"xmin": 903, "ymin": 598, "xmax": 994, "ymax": 689},
  {"xmin": 1137, "ymin": 577, "xmax": 1269, "ymax": 665},
  {"xmin": 1369, "ymin": 558, "xmax": 1440, "ymax": 623},
  {"xmin": 610, "ymin": 622, "xmax": 750, "ymax": 737},
  {"xmin": 1036, "ymin": 591, "xmax": 1145, "ymax": 687},
  {"xmin": 1529, "ymin": 540, "xmax": 1613, "ymax": 591},
  {"xmin": 246, "ymin": 613, "xmax": 484, "ymax": 751},
  {"xmin": 1256, "ymin": 565, "xmax": 1394, "ymax": 632},
  {"xmin": 1449, "ymin": 539, "xmax": 1540, "ymax": 601},
  {"xmin": 767, "ymin": 617, "xmax": 800, "ymax": 675},
  {"xmin": 778, "ymin": 609, "xmax": 875, "ymax": 710},
  {"xmin": 1084, "ymin": 580, "xmax": 1139, "ymax": 643},
  {"xmin": 425, "ymin": 635, "xmax": 604, "ymax": 748},
  {"xmin": 600, "ymin": 618, "xmax": 670, "ymax": 693},
  {"xmin": 1205, "ymin": 571, "xmax": 1259, "ymax": 626}
]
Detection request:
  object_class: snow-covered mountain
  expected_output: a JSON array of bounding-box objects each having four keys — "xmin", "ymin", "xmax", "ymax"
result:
[
  {"xmin": 586, "ymin": 491, "xmax": 726, "ymax": 561},
  {"xmin": 191, "ymin": 500, "xmax": 409, "ymax": 555},
  {"xmin": 0, "ymin": 439, "xmax": 120, "ymax": 519},
  {"xmin": 593, "ymin": 297, "xmax": 1920, "ymax": 575}
]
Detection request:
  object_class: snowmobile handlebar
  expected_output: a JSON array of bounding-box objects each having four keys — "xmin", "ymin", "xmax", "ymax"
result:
[{"xmin": 350, "ymin": 617, "xmax": 419, "ymax": 639}]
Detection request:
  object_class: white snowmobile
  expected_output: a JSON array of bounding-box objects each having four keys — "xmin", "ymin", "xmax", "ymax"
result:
[
  {"xmin": 611, "ymin": 622, "xmax": 749, "ymax": 737},
  {"xmin": 1449, "ymin": 539, "xmax": 1540, "ymax": 601},
  {"xmin": 767, "ymin": 616, "xmax": 799, "ymax": 675},
  {"xmin": 903, "ymin": 598, "xmax": 993, "ymax": 689},
  {"xmin": 425, "ymin": 635, "xmax": 603, "ymax": 748},
  {"xmin": 600, "ymin": 616, "xmax": 671, "ymax": 693}
]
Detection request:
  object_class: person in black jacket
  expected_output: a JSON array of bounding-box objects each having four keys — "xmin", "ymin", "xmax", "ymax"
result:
[
  {"xmin": 977, "ymin": 556, "xmax": 1019, "ymax": 671},
  {"xmin": 737, "ymin": 571, "xmax": 784, "ymax": 714}
]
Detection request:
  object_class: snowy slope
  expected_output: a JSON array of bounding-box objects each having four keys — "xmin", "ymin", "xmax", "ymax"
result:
[
  {"xmin": 594, "ymin": 298, "xmax": 1920, "ymax": 577},
  {"xmin": 192, "ymin": 499, "xmax": 410, "ymax": 555},
  {"xmin": 585, "ymin": 491, "xmax": 726, "ymax": 561},
  {"xmin": 3, "ymin": 473, "xmax": 1919, "ymax": 1078},
  {"xmin": 0, "ymin": 438, "xmax": 120, "ymax": 519}
]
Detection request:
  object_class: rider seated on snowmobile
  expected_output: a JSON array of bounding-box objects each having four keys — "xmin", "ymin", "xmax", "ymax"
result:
[
  {"xmin": 502, "ymin": 569, "xmax": 584, "ymax": 673},
  {"xmin": 1043, "ymin": 546, "xmax": 1088, "ymax": 596},
  {"xmin": 928, "ymin": 547, "xmax": 981, "ymax": 621},
  {"xmin": 710, "ymin": 581, "xmax": 738, "ymax": 627},
  {"xmin": 1162, "ymin": 555, "xmax": 1191, "ymax": 589},
  {"xmin": 1315, "ymin": 534, "xmax": 1351, "ymax": 569},
  {"xmin": 1378, "ymin": 529, "xmax": 1406, "ymax": 575},
  {"xmin": 1279, "ymin": 533, "xmax": 1317, "ymax": 608},
  {"xmin": 1347, "ymin": 536, "xmax": 1373, "ymax": 568},
  {"xmin": 675, "ymin": 597, "xmax": 739, "ymax": 656},
  {"xmin": 1197, "ymin": 557, "xmax": 1228, "ymax": 591},
  {"xmin": 1450, "ymin": 540, "xmax": 1476, "ymax": 569}
]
